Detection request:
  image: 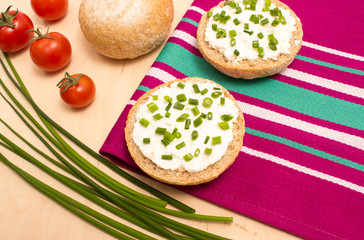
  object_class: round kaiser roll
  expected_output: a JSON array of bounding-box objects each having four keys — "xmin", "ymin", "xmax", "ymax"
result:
[
  {"xmin": 125, "ymin": 77, "xmax": 245, "ymax": 185},
  {"xmin": 197, "ymin": 0, "xmax": 303, "ymax": 79},
  {"xmin": 78, "ymin": 0, "xmax": 174, "ymax": 59}
]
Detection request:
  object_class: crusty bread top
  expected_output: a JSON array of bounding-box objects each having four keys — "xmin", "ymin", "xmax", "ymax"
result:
[
  {"xmin": 125, "ymin": 77, "xmax": 245, "ymax": 185},
  {"xmin": 197, "ymin": 0, "xmax": 303, "ymax": 79},
  {"xmin": 78, "ymin": 0, "xmax": 174, "ymax": 59}
]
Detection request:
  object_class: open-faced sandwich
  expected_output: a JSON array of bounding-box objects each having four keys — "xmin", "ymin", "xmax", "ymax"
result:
[
  {"xmin": 125, "ymin": 77, "xmax": 245, "ymax": 185},
  {"xmin": 197, "ymin": 0, "xmax": 303, "ymax": 79}
]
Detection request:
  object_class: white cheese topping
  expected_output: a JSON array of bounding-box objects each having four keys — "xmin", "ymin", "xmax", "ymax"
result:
[
  {"xmin": 205, "ymin": 0, "xmax": 297, "ymax": 61},
  {"xmin": 132, "ymin": 82, "xmax": 240, "ymax": 172}
]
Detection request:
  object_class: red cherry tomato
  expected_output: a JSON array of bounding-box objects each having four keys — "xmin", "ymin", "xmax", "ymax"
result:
[
  {"xmin": 57, "ymin": 72, "xmax": 96, "ymax": 108},
  {"xmin": 0, "ymin": 6, "xmax": 34, "ymax": 52},
  {"xmin": 31, "ymin": 0, "xmax": 68, "ymax": 21},
  {"xmin": 29, "ymin": 27, "xmax": 72, "ymax": 72}
]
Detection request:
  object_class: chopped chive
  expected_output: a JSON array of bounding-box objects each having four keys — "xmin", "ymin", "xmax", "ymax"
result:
[
  {"xmin": 165, "ymin": 111, "xmax": 170, "ymax": 118},
  {"xmin": 153, "ymin": 113, "xmax": 163, "ymax": 120},
  {"xmin": 268, "ymin": 34, "xmax": 278, "ymax": 45},
  {"xmin": 230, "ymin": 38, "xmax": 236, "ymax": 47},
  {"xmin": 212, "ymin": 23, "xmax": 218, "ymax": 31},
  {"xmin": 279, "ymin": 15, "xmax": 287, "ymax": 25},
  {"xmin": 164, "ymin": 95, "xmax": 172, "ymax": 102},
  {"xmin": 147, "ymin": 102, "xmax": 159, "ymax": 113},
  {"xmin": 175, "ymin": 142, "xmax": 186, "ymax": 150},
  {"xmin": 235, "ymin": 6, "xmax": 242, "ymax": 14},
  {"xmin": 161, "ymin": 138, "xmax": 170, "ymax": 146},
  {"xmin": 258, "ymin": 53, "xmax": 264, "ymax": 58},
  {"xmin": 164, "ymin": 131, "xmax": 175, "ymax": 142},
  {"xmin": 249, "ymin": 14, "xmax": 257, "ymax": 22},
  {"xmin": 188, "ymin": 98, "xmax": 199, "ymax": 105},
  {"xmin": 191, "ymin": 130, "xmax": 198, "ymax": 140},
  {"xmin": 184, "ymin": 119, "xmax": 191, "ymax": 129},
  {"xmin": 200, "ymin": 113, "xmax": 207, "ymax": 119},
  {"xmin": 176, "ymin": 94, "xmax": 187, "ymax": 102},
  {"xmin": 207, "ymin": 11, "xmax": 212, "ymax": 18},
  {"xmin": 220, "ymin": 97, "xmax": 225, "ymax": 105},
  {"xmin": 271, "ymin": 18, "xmax": 280, "ymax": 26},
  {"xmin": 172, "ymin": 128, "xmax": 178, "ymax": 135},
  {"xmin": 161, "ymin": 155, "xmax": 173, "ymax": 160},
  {"xmin": 177, "ymin": 82, "xmax": 185, "ymax": 89},
  {"xmin": 243, "ymin": 30, "xmax": 253, "ymax": 35},
  {"xmin": 207, "ymin": 112, "xmax": 213, "ymax": 120},
  {"xmin": 139, "ymin": 118, "xmax": 150, "ymax": 127},
  {"xmin": 183, "ymin": 153, "xmax": 194, "ymax": 162},
  {"xmin": 252, "ymin": 40, "xmax": 259, "ymax": 48},
  {"xmin": 218, "ymin": 121, "xmax": 230, "ymax": 130},
  {"xmin": 229, "ymin": 30, "xmax": 237, "ymax": 38},
  {"xmin": 175, "ymin": 132, "xmax": 182, "ymax": 139},
  {"xmin": 200, "ymin": 88, "xmax": 208, "ymax": 95},
  {"xmin": 211, "ymin": 91, "xmax": 222, "ymax": 98},
  {"xmin": 221, "ymin": 114, "xmax": 234, "ymax": 122},
  {"xmin": 152, "ymin": 95, "xmax": 158, "ymax": 100},
  {"xmin": 229, "ymin": 1, "xmax": 236, "ymax": 8},
  {"xmin": 155, "ymin": 127, "xmax": 166, "ymax": 135},
  {"xmin": 202, "ymin": 97, "xmax": 213, "ymax": 108},
  {"xmin": 205, "ymin": 148, "xmax": 213, "ymax": 154},
  {"xmin": 194, "ymin": 148, "xmax": 200, "ymax": 157},
  {"xmin": 143, "ymin": 138, "xmax": 150, "ymax": 144},
  {"xmin": 258, "ymin": 14, "xmax": 264, "ymax": 19},
  {"xmin": 244, "ymin": 23, "xmax": 249, "ymax": 30},
  {"xmin": 193, "ymin": 117, "xmax": 203, "ymax": 128},
  {"xmin": 176, "ymin": 113, "xmax": 189, "ymax": 122},
  {"xmin": 204, "ymin": 136, "xmax": 210, "ymax": 144},
  {"xmin": 234, "ymin": 49, "xmax": 240, "ymax": 56},
  {"xmin": 216, "ymin": 28, "xmax": 227, "ymax": 39},
  {"xmin": 192, "ymin": 84, "xmax": 200, "ymax": 93},
  {"xmin": 260, "ymin": 18, "xmax": 269, "ymax": 25},
  {"xmin": 265, "ymin": 0, "xmax": 271, "ymax": 8},
  {"xmin": 213, "ymin": 13, "xmax": 220, "ymax": 21},
  {"xmin": 257, "ymin": 46, "xmax": 264, "ymax": 53},
  {"xmin": 269, "ymin": 43, "xmax": 277, "ymax": 51},
  {"xmin": 213, "ymin": 87, "xmax": 221, "ymax": 90},
  {"xmin": 270, "ymin": 7, "xmax": 280, "ymax": 17},
  {"xmin": 191, "ymin": 106, "xmax": 200, "ymax": 116},
  {"xmin": 233, "ymin": 18, "xmax": 240, "ymax": 25},
  {"xmin": 173, "ymin": 102, "xmax": 185, "ymax": 110},
  {"xmin": 165, "ymin": 102, "xmax": 172, "ymax": 111},
  {"xmin": 212, "ymin": 136, "xmax": 222, "ymax": 145},
  {"xmin": 257, "ymin": 32, "xmax": 264, "ymax": 39}
]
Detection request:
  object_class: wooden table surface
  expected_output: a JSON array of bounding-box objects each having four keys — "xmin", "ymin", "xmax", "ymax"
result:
[{"xmin": 0, "ymin": 1, "xmax": 303, "ymax": 239}]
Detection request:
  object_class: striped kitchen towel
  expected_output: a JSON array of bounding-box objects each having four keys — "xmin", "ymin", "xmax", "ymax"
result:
[{"xmin": 100, "ymin": 0, "xmax": 364, "ymax": 239}]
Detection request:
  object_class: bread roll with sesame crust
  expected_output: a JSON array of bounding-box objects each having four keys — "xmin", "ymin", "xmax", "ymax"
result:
[
  {"xmin": 125, "ymin": 77, "xmax": 245, "ymax": 185},
  {"xmin": 78, "ymin": 0, "xmax": 174, "ymax": 59},
  {"xmin": 197, "ymin": 0, "xmax": 303, "ymax": 79}
]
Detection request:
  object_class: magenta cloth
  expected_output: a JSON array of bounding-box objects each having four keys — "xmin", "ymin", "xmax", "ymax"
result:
[{"xmin": 100, "ymin": 1, "xmax": 364, "ymax": 239}]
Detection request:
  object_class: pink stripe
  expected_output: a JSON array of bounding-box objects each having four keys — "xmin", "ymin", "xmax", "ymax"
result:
[
  {"xmin": 168, "ymin": 37, "xmax": 203, "ymax": 57},
  {"xmin": 184, "ymin": 9, "xmax": 203, "ymax": 23},
  {"xmin": 299, "ymin": 46, "xmax": 364, "ymax": 71},
  {"xmin": 176, "ymin": 21, "xmax": 198, "ymax": 38},
  {"xmin": 271, "ymin": 74, "xmax": 364, "ymax": 105},
  {"xmin": 288, "ymin": 59, "xmax": 364, "ymax": 88},
  {"xmin": 244, "ymin": 133, "xmax": 364, "ymax": 185},
  {"xmin": 153, "ymin": 62, "xmax": 188, "ymax": 79},
  {"xmin": 191, "ymin": 1, "xmax": 217, "ymax": 11}
]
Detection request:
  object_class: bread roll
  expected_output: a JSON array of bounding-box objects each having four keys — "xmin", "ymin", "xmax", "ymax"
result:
[
  {"xmin": 125, "ymin": 77, "xmax": 245, "ymax": 185},
  {"xmin": 78, "ymin": 0, "xmax": 174, "ymax": 59},
  {"xmin": 197, "ymin": 0, "xmax": 303, "ymax": 79}
]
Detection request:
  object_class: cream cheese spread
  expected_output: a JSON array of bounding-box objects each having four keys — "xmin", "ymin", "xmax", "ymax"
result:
[
  {"xmin": 132, "ymin": 82, "xmax": 240, "ymax": 172},
  {"xmin": 205, "ymin": 0, "xmax": 297, "ymax": 61}
]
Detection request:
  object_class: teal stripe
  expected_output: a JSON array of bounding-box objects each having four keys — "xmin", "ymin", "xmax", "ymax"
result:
[
  {"xmin": 156, "ymin": 42, "xmax": 364, "ymax": 130},
  {"xmin": 180, "ymin": 18, "xmax": 364, "ymax": 75},
  {"xmin": 246, "ymin": 128, "xmax": 364, "ymax": 172},
  {"xmin": 136, "ymin": 85, "xmax": 151, "ymax": 92},
  {"xmin": 181, "ymin": 17, "xmax": 199, "ymax": 27},
  {"xmin": 295, "ymin": 55, "xmax": 364, "ymax": 76}
]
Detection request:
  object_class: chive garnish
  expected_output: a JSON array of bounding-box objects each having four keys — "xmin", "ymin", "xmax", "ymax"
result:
[
  {"xmin": 176, "ymin": 94, "xmax": 187, "ymax": 102},
  {"xmin": 173, "ymin": 102, "xmax": 185, "ymax": 110},
  {"xmin": 268, "ymin": 34, "xmax": 278, "ymax": 45},
  {"xmin": 243, "ymin": 30, "xmax": 253, "ymax": 35},
  {"xmin": 147, "ymin": 102, "xmax": 159, "ymax": 113},
  {"xmin": 200, "ymin": 88, "xmax": 208, "ymax": 95},
  {"xmin": 269, "ymin": 43, "xmax": 277, "ymax": 51},
  {"xmin": 175, "ymin": 132, "xmax": 182, "ymax": 139},
  {"xmin": 161, "ymin": 139, "xmax": 169, "ymax": 146},
  {"xmin": 252, "ymin": 40, "xmax": 259, "ymax": 48},
  {"xmin": 244, "ymin": 23, "xmax": 249, "ymax": 30},
  {"xmin": 258, "ymin": 46, "xmax": 264, "ymax": 54},
  {"xmin": 176, "ymin": 113, "xmax": 189, "ymax": 122},
  {"xmin": 234, "ymin": 49, "xmax": 240, "ymax": 56},
  {"xmin": 213, "ymin": 13, "xmax": 220, "ymax": 21},
  {"xmin": 216, "ymin": 28, "xmax": 227, "ymax": 39},
  {"xmin": 258, "ymin": 53, "xmax": 264, "ymax": 58},
  {"xmin": 235, "ymin": 6, "xmax": 242, "ymax": 14},
  {"xmin": 152, "ymin": 95, "xmax": 158, "ymax": 100},
  {"xmin": 175, "ymin": 142, "xmax": 186, "ymax": 150},
  {"xmin": 161, "ymin": 155, "xmax": 173, "ymax": 160},
  {"xmin": 155, "ymin": 127, "xmax": 166, "ymax": 135},
  {"xmin": 165, "ymin": 102, "xmax": 172, "ymax": 111},
  {"xmin": 194, "ymin": 149, "xmax": 200, "ymax": 157},
  {"xmin": 204, "ymin": 136, "xmax": 210, "ymax": 144},
  {"xmin": 271, "ymin": 18, "xmax": 280, "ymax": 26},
  {"xmin": 200, "ymin": 113, "xmax": 207, "ymax": 119},
  {"xmin": 202, "ymin": 97, "xmax": 213, "ymax": 107},
  {"xmin": 220, "ymin": 97, "xmax": 225, "ymax": 105},
  {"xmin": 188, "ymin": 98, "xmax": 199, "ymax": 105},
  {"xmin": 183, "ymin": 153, "xmax": 194, "ymax": 162},
  {"xmin": 191, "ymin": 106, "xmax": 200, "ymax": 116},
  {"xmin": 211, "ymin": 91, "xmax": 222, "ymax": 98},
  {"xmin": 207, "ymin": 112, "xmax": 213, "ymax": 120},
  {"xmin": 172, "ymin": 128, "xmax": 178, "ymax": 135},
  {"xmin": 229, "ymin": 1, "xmax": 236, "ymax": 8},
  {"xmin": 213, "ymin": 87, "xmax": 221, "ymax": 90},
  {"xmin": 257, "ymin": 32, "xmax": 264, "ymax": 39},
  {"xmin": 279, "ymin": 15, "xmax": 287, "ymax": 25},
  {"xmin": 153, "ymin": 113, "xmax": 163, "ymax": 120},
  {"xmin": 193, "ymin": 117, "xmax": 203, "ymax": 128},
  {"xmin": 212, "ymin": 23, "xmax": 218, "ymax": 31},
  {"xmin": 164, "ymin": 112, "xmax": 170, "ymax": 118},
  {"xmin": 230, "ymin": 38, "xmax": 236, "ymax": 47},
  {"xmin": 164, "ymin": 131, "xmax": 175, "ymax": 142},
  {"xmin": 260, "ymin": 18, "xmax": 269, "ymax": 25},
  {"xmin": 207, "ymin": 11, "xmax": 212, "ymax": 18},
  {"xmin": 233, "ymin": 18, "xmax": 240, "ymax": 25},
  {"xmin": 229, "ymin": 30, "xmax": 237, "ymax": 38},
  {"xmin": 221, "ymin": 114, "xmax": 234, "ymax": 122},
  {"xmin": 192, "ymin": 84, "xmax": 200, "ymax": 93},
  {"xmin": 218, "ymin": 122, "xmax": 230, "ymax": 130},
  {"xmin": 205, "ymin": 148, "xmax": 213, "ymax": 154},
  {"xmin": 212, "ymin": 136, "xmax": 222, "ymax": 145},
  {"xmin": 139, "ymin": 118, "xmax": 149, "ymax": 127},
  {"xmin": 164, "ymin": 95, "xmax": 172, "ymax": 102},
  {"xmin": 191, "ymin": 130, "xmax": 198, "ymax": 140},
  {"xmin": 184, "ymin": 119, "xmax": 191, "ymax": 129},
  {"xmin": 143, "ymin": 138, "xmax": 150, "ymax": 144},
  {"xmin": 177, "ymin": 82, "xmax": 185, "ymax": 89}
]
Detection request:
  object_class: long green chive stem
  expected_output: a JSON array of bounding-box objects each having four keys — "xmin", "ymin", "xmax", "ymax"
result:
[{"xmin": 3, "ymin": 52, "xmax": 194, "ymax": 213}]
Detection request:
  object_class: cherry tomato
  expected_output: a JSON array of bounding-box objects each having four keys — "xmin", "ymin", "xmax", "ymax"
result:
[
  {"xmin": 29, "ymin": 26, "xmax": 72, "ymax": 72},
  {"xmin": 31, "ymin": 0, "xmax": 68, "ymax": 21},
  {"xmin": 0, "ymin": 6, "xmax": 34, "ymax": 52},
  {"xmin": 57, "ymin": 72, "xmax": 96, "ymax": 108}
]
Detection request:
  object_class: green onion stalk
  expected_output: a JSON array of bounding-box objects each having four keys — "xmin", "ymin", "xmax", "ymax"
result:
[{"xmin": 0, "ymin": 52, "xmax": 233, "ymax": 239}]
